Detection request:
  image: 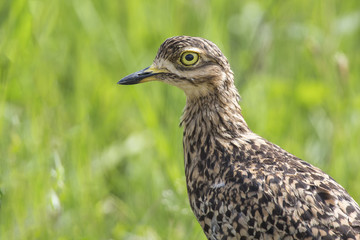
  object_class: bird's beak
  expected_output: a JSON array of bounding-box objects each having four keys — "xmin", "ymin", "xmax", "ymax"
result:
[{"xmin": 118, "ymin": 65, "xmax": 166, "ymax": 85}]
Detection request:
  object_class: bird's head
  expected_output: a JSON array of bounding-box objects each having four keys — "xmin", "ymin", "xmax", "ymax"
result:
[{"xmin": 118, "ymin": 36, "xmax": 236, "ymax": 99}]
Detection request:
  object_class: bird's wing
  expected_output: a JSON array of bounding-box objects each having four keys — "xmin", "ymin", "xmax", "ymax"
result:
[{"xmin": 202, "ymin": 142, "xmax": 360, "ymax": 239}]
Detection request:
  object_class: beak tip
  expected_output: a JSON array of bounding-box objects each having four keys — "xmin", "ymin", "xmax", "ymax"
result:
[
  {"xmin": 117, "ymin": 79, "xmax": 134, "ymax": 85},
  {"xmin": 118, "ymin": 66, "xmax": 158, "ymax": 86}
]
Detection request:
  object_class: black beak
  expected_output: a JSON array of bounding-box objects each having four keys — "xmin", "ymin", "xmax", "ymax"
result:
[{"xmin": 118, "ymin": 67, "xmax": 159, "ymax": 85}]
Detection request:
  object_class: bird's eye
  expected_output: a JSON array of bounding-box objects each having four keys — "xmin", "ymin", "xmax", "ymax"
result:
[{"xmin": 180, "ymin": 52, "xmax": 199, "ymax": 66}]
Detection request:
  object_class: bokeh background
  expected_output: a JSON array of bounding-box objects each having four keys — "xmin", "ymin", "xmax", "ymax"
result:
[{"xmin": 1, "ymin": 1, "xmax": 360, "ymax": 239}]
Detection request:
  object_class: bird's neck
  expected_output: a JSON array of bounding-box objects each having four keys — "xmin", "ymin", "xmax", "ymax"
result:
[
  {"xmin": 180, "ymin": 84, "xmax": 251, "ymax": 178},
  {"xmin": 180, "ymin": 86, "xmax": 250, "ymax": 138}
]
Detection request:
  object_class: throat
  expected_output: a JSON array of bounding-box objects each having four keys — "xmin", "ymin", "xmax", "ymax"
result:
[
  {"xmin": 180, "ymin": 91, "xmax": 250, "ymax": 138},
  {"xmin": 180, "ymin": 91, "xmax": 251, "ymax": 178}
]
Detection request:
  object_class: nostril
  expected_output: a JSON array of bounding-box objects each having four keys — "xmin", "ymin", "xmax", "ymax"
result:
[{"xmin": 138, "ymin": 71, "xmax": 152, "ymax": 76}]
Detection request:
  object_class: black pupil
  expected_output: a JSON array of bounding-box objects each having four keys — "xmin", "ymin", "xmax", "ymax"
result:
[{"xmin": 185, "ymin": 54, "xmax": 194, "ymax": 61}]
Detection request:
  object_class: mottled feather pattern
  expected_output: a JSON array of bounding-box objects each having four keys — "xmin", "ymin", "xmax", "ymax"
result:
[
  {"xmin": 120, "ymin": 36, "xmax": 360, "ymax": 239},
  {"xmin": 180, "ymin": 89, "xmax": 360, "ymax": 239}
]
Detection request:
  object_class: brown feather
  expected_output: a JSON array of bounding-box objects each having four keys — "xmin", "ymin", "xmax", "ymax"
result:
[{"xmin": 120, "ymin": 36, "xmax": 360, "ymax": 239}]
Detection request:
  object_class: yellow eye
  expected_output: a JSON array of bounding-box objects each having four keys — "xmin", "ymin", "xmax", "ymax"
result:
[{"xmin": 180, "ymin": 51, "xmax": 199, "ymax": 66}]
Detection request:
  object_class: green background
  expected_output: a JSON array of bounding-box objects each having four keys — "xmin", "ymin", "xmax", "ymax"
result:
[{"xmin": 1, "ymin": 0, "xmax": 360, "ymax": 239}]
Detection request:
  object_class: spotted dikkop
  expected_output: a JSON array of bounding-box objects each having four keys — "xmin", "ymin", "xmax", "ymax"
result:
[{"xmin": 118, "ymin": 36, "xmax": 360, "ymax": 239}]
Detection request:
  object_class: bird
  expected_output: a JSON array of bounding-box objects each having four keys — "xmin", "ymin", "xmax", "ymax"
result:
[{"xmin": 118, "ymin": 36, "xmax": 360, "ymax": 239}]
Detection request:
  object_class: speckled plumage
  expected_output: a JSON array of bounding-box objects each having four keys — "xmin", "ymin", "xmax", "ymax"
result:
[{"xmin": 119, "ymin": 36, "xmax": 360, "ymax": 239}]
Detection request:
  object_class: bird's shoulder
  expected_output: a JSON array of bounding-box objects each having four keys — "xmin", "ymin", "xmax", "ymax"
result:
[{"xmin": 199, "ymin": 133, "xmax": 360, "ymax": 238}]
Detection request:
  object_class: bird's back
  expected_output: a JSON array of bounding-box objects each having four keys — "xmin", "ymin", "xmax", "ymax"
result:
[{"xmin": 184, "ymin": 130, "xmax": 360, "ymax": 239}]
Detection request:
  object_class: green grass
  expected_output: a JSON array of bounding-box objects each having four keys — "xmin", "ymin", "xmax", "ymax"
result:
[{"xmin": 1, "ymin": 0, "xmax": 360, "ymax": 239}]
